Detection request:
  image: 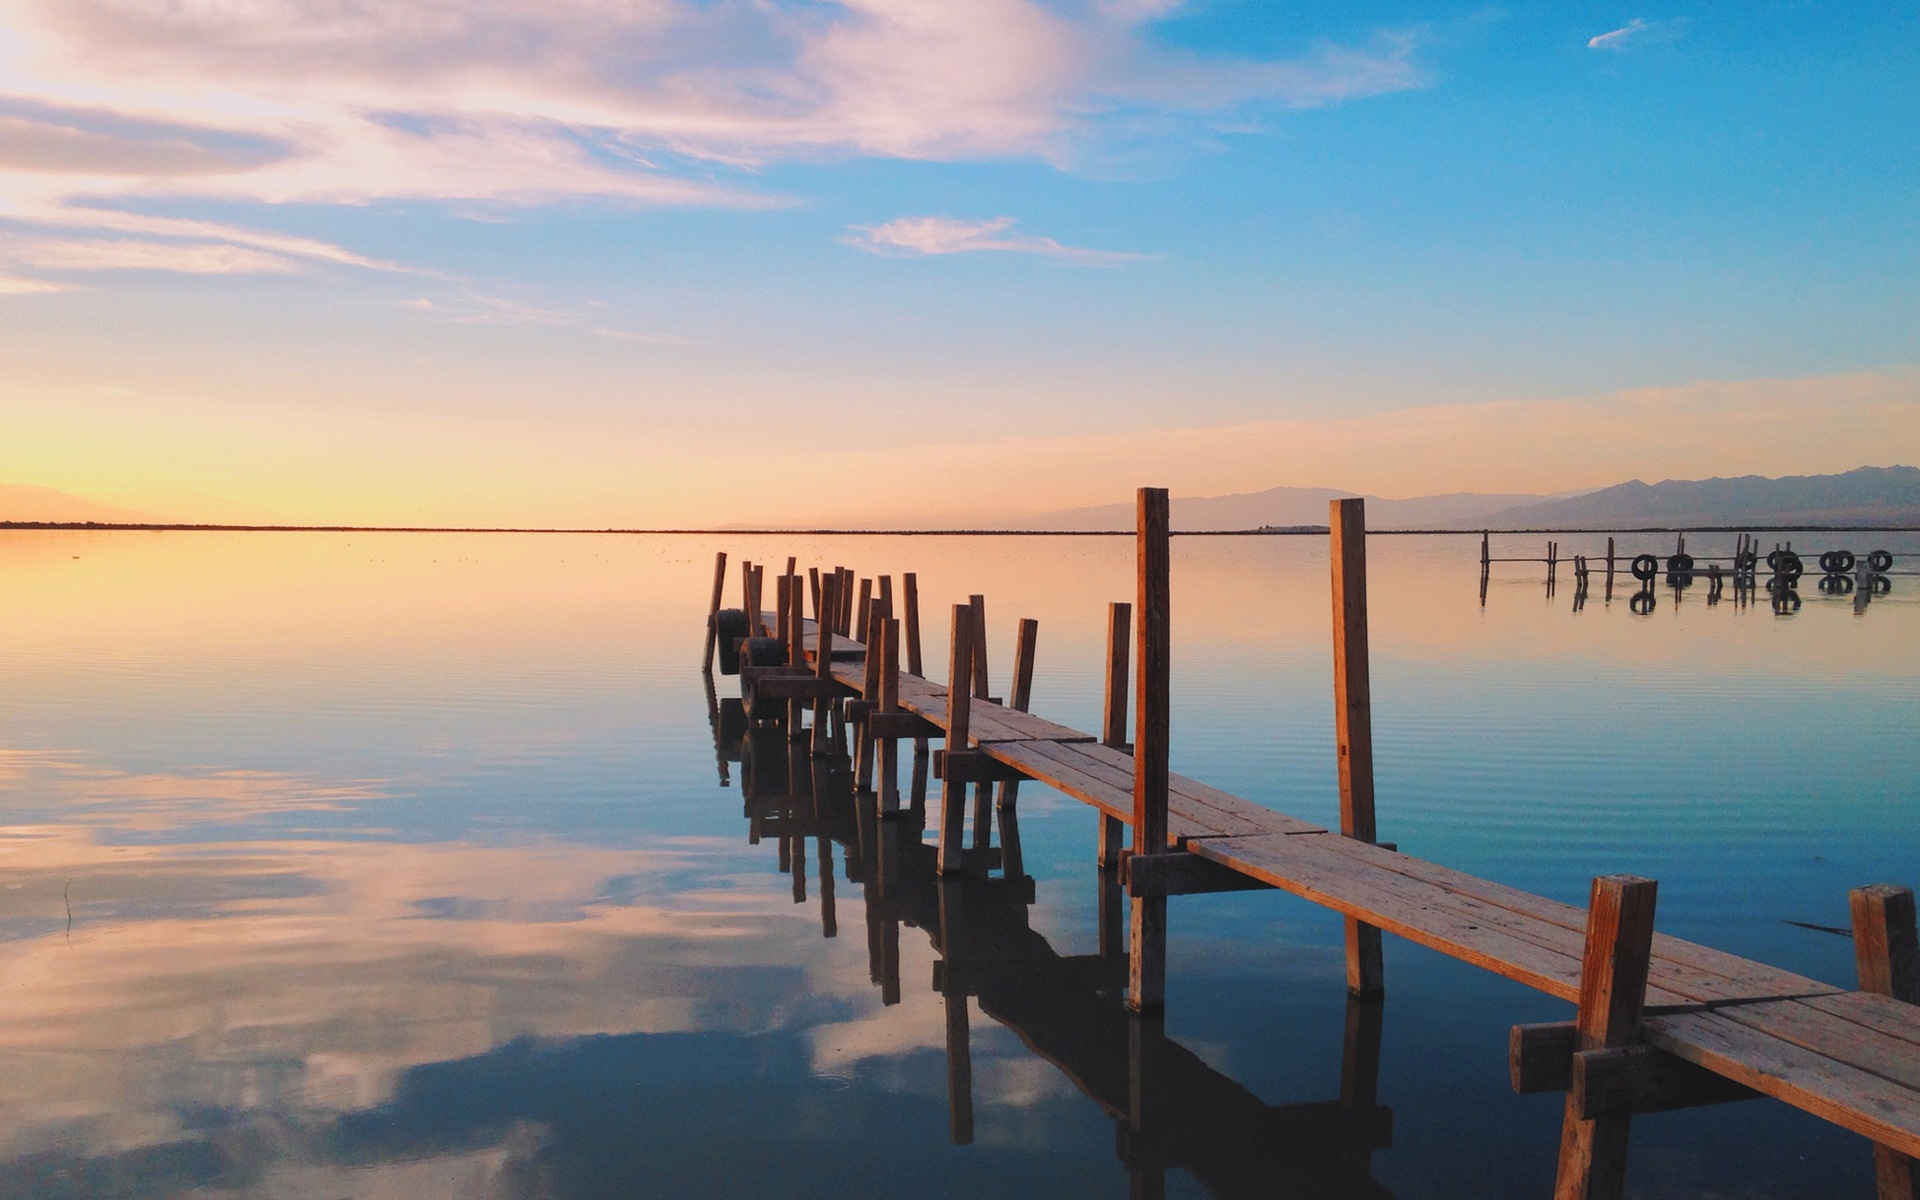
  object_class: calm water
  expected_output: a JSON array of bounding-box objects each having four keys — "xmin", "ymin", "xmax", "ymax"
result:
[{"xmin": 1, "ymin": 529, "xmax": 1916, "ymax": 1199}]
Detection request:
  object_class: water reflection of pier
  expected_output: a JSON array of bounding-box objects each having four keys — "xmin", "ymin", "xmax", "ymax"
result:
[{"xmin": 711, "ymin": 707, "xmax": 1396, "ymax": 1200}]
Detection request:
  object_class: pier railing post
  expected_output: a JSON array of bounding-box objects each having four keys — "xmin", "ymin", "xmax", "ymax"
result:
[
  {"xmin": 702, "ymin": 551, "xmax": 728, "ymax": 670},
  {"xmin": 1100, "ymin": 602, "xmax": 1133, "ymax": 867},
  {"xmin": 1851, "ymin": 884, "xmax": 1920, "ymax": 1200},
  {"xmin": 1330, "ymin": 498, "xmax": 1384, "ymax": 998},
  {"xmin": 903, "ymin": 573, "xmax": 924, "ymax": 677},
  {"xmin": 997, "ymin": 618, "xmax": 1038, "ymax": 815},
  {"xmin": 937, "ymin": 605, "xmax": 973, "ymax": 875},
  {"xmin": 812, "ymin": 572, "xmax": 838, "ymax": 756},
  {"xmin": 1554, "ymin": 875, "xmax": 1658, "ymax": 1200},
  {"xmin": 1130, "ymin": 487, "xmax": 1171, "ymax": 1014}
]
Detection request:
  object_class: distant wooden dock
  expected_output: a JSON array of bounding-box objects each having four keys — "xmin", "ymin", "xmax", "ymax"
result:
[{"xmin": 702, "ymin": 491, "xmax": 1920, "ymax": 1199}]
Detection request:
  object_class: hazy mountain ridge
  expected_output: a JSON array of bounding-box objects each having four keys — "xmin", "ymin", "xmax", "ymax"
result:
[
  {"xmin": 1009, "ymin": 485, "xmax": 1555, "ymax": 531},
  {"xmin": 1461, "ymin": 466, "xmax": 1920, "ymax": 529},
  {"xmin": 0, "ymin": 485, "xmax": 158, "ymax": 524}
]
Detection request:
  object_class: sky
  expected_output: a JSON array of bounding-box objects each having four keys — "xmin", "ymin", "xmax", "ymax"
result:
[{"xmin": 0, "ymin": 0, "xmax": 1915, "ymax": 526}]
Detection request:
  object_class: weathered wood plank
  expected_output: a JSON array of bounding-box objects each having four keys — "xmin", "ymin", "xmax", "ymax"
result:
[{"xmin": 1645, "ymin": 1007, "xmax": 1920, "ymax": 1159}]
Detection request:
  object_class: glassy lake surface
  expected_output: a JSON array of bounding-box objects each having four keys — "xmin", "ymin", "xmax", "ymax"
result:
[{"xmin": 2, "ymin": 529, "xmax": 1916, "ymax": 1199}]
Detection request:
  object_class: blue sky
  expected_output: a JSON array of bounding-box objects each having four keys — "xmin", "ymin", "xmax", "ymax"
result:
[{"xmin": 1, "ymin": 1, "xmax": 1914, "ymax": 523}]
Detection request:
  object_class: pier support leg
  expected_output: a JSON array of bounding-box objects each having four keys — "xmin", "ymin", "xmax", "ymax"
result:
[
  {"xmin": 1553, "ymin": 875, "xmax": 1658, "ymax": 1200},
  {"xmin": 1101, "ymin": 600, "xmax": 1133, "ymax": 868},
  {"xmin": 1331, "ymin": 498, "xmax": 1385, "ymax": 998},
  {"xmin": 1129, "ymin": 488, "xmax": 1171, "ymax": 1014},
  {"xmin": 702, "ymin": 551, "xmax": 727, "ymax": 671},
  {"xmin": 1852, "ymin": 885, "xmax": 1920, "ymax": 1200},
  {"xmin": 937, "ymin": 606, "xmax": 974, "ymax": 875}
]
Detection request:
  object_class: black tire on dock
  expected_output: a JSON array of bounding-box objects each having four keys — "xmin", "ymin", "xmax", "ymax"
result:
[
  {"xmin": 1831, "ymin": 550, "xmax": 1854, "ymax": 573},
  {"xmin": 1667, "ymin": 552, "xmax": 1694, "ymax": 574},
  {"xmin": 712, "ymin": 609, "xmax": 750, "ymax": 675},
  {"xmin": 1630, "ymin": 553, "xmax": 1660, "ymax": 582},
  {"xmin": 1736, "ymin": 550, "xmax": 1758, "ymax": 572},
  {"xmin": 740, "ymin": 637, "xmax": 786, "ymax": 669},
  {"xmin": 1868, "ymin": 549, "xmax": 1893, "ymax": 573},
  {"xmin": 1774, "ymin": 551, "xmax": 1803, "ymax": 581}
]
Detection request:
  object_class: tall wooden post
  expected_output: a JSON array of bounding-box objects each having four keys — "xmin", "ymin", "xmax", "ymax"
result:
[
  {"xmin": 1130, "ymin": 487, "xmax": 1171, "ymax": 1014},
  {"xmin": 809, "ymin": 567, "xmax": 821, "ymax": 620},
  {"xmin": 903, "ymin": 573, "xmax": 924, "ymax": 677},
  {"xmin": 1100, "ymin": 601, "xmax": 1132, "ymax": 868},
  {"xmin": 965, "ymin": 595, "xmax": 994, "ymax": 847},
  {"xmin": 856, "ymin": 578, "xmax": 874, "ymax": 643},
  {"xmin": 1852, "ymin": 885, "xmax": 1920, "ymax": 1200},
  {"xmin": 937, "ymin": 605, "xmax": 973, "ymax": 874},
  {"xmin": 1554, "ymin": 875, "xmax": 1658, "ymax": 1200},
  {"xmin": 879, "ymin": 616, "xmax": 902, "ymax": 816},
  {"xmin": 967, "ymin": 595, "xmax": 991, "ymax": 701},
  {"xmin": 702, "ymin": 551, "xmax": 728, "ymax": 670},
  {"xmin": 996, "ymin": 618, "xmax": 1038, "ymax": 815},
  {"xmin": 1605, "ymin": 537, "xmax": 1616, "ymax": 601},
  {"xmin": 774, "ymin": 574, "xmax": 791, "ymax": 648},
  {"xmin": 1331, "ymin": 498, "xmax": 1384, "ymax": 997},
  {"xmin": 813, "ymin": 573, "xmax": 839, "ymax": 756}
]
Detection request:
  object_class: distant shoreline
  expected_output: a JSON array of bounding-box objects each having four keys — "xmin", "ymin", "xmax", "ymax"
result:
[{"xmin": 6, "ymin": 522, "xmax": 1918, "ymax": 536}]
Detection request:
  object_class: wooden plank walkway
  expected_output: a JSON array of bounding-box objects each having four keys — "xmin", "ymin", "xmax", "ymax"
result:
[{"xmin": 775, "ymin": 613, "xmax": 1920, "ymax": 1162}]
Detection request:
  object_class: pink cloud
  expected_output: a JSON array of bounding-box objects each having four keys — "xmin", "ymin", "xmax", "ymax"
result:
[{"xmin": 843, "ymin": 215, "xmax": 1140, "ymax": 264}]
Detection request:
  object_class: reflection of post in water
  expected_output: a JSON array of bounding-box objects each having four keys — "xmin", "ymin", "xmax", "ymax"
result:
[
  {"xmin": 938, "ymin": 878, "xmax": 975, "ymax": 1146},
  {"xmin": 703, "ymin": 670, "xmax": 746, "ymax": 788},
  {"xmin": 818, "ymin": 837, "xmax": 836, "ymax": 939},
  {"xmin": 732, "ymin": 726, "xmax": 1395, "ymax": 1199}
]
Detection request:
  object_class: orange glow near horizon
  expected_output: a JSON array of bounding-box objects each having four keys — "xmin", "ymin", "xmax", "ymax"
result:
[{"xmin": 3, "ymin": 366, "xmax": 1916, "ymax": 527}]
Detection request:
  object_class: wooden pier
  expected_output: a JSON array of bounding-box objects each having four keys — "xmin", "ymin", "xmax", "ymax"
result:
[{"xmin": 703, "ymin": 490, "xmax": 1920, "ymax": 1199}]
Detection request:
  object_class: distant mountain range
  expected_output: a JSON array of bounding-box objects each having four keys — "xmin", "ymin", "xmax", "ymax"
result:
[
  {"xmin": 0, "ymin": 484, "xmax": 158, "ymax": 524},
  {"xmin": 1456, "ymin": 466, "xmax": 1920, "ymax": 529},
  {"xmin": 7, "ymin": 466, "xmax": 1918, "ymax": 530},
  {"xmin": 1007, "ymin": 486, "xmax": 1554, "ymax": 531},
  {"xmin": 1007, "ymin": 466, "xmax": 1920, "ymax": 531}
]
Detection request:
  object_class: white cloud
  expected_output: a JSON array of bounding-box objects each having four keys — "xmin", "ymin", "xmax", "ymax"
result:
[
  {"xmin": 11, "ymin": 236, "xmax": 297, "ymax": 273},
  {"xmin": 1587, "ymin": 18, "xmax": 1678, "ymax": 50},
  {"xmin": 844, "ymin": 215, "xmax": 1140, "ymax": 263},
  {"xmin": 0, "ymin": 1, "xmax": 1427, "ymax": 292}
]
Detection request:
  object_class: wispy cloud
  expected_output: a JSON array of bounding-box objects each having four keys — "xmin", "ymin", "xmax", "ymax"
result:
[
  {"xmin": 10, "ymin": 236, "xmax": 297, "ymax": 274},
  {"xmin": 844, "ymin": 216, "xmax": 1141, "ymax": 264},
  {"xmin": 0, "ymin": 2, "xmax": 1429, "ymax": 292},
  {"xmin": 1588, "ymin": 18, "xmax": 1680, "ymax": 50}
]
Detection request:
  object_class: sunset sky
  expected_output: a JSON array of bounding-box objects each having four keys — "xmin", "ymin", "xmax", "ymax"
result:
[{"xmin": 1, "ymin": 1, "xmax": 1914, "ymax": 526}]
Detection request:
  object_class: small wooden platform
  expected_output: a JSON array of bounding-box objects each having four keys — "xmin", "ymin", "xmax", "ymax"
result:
[{"xmin": 774, "ymin": 611, "xmax": 1920, "ymax": 1163}]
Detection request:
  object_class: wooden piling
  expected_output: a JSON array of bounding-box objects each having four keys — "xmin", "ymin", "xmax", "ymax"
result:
[
  {"xmin": 1605, "ymin": 537, "xmax": 1616, "ymax": 600},
  {"xmin": 774, "ymin": 574, "xmax": 791, "ymax": 648},
  {"xmin": 996, "ymin": 618, "xmax": 1039, "ymax": 814},
  {"xmin": 968, "ymin": 594, "xmax": 991, "ymax": 702},
  {"xmin": 937, "ymin": 605, "xmax": 973, "ymax": 875},
  {"xmin": 1130, "ymin": 487, "xmax": 1171, "ymax": 1014},
  {"xmin": 903, "ymin": 573, "xmax": 924, "ymax": 677},
  {"xmin": 702, "ymin": 551, "xmax": 728, "ymax": 671},
  {"xmin": 813, "ymin": 572, "xmax": 839, "ymax": 756},
  {"xmin": 877, "ymin": 617, "xmax": 903, "ymax": 816},
  {"xmin": 1100, "ymin": 601, "xmax": 1133, "ymax": 868},
  {"xmin": 856, "ymin": 578, "xmax": 874, "ymax": 643},
  {"xmin": 1554, "ymin": 875, "xmax": 1658, "ymax": 1200},
  {"xmin": 809, "ymin": 567, "xmax": 821, "ymax": 620},
  {"xmin": 1330, "ymin": 498, "xmax": 1384, "ymax": 998},
  {"xmin": 1853, "ymin": 885, "xmax": 1920, "ymax": 1200}
]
